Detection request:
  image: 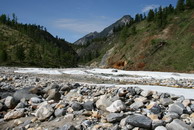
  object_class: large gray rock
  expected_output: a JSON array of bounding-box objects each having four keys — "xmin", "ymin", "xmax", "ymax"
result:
[
  {"xmin": 60, "ymin": 124, "xmax": 76, "ymax": 130},
  {"xmin": 166, "ymin": 112, "xmax": 179, "ymax": 119},
  {"xmin": 126, "ymin": 114, "xmax": 152, "ymax": 129},
  {"xmin": 106, "ymin": 113, "xmax": 124, "ymax": 123},
  {"xmin": 96, "ymin": 95, "xmax": 113, "ymax": 111},
  {"xmin": 60, "ymin": 85, "xmax": 71, "ymax": 92},
  {"xmin": 106, "ymin": 100, "xmax": 126, "ymax": 113},
  {"xmin": 160, "ymin": 98, "xmax": 173, "ymax": 106},
  {"xmin": 141, "ymin": 90, "xmax": 153, "ymax": 97},
  {"xmin": 43, "ymin": 83, "xmax": 60, "ymax": 93},
  {"xmin": 65, "ymin": 89, "xmax": 81, "ymax": 101},
  {"xmin": 152, "ymin": 120, "xmax": 164, "ymax": 129},
  {"xmin": 190, "ymin": 104, "xmax": 194, "ymax": 111},
  {"xmin": 54, "ymin": 108, "xmax": 66, "ymax": 117},
  {"xmin": 166, "ymin": 119, "xmax": 192, "ymax": 130},
  {"xmin": 168, "ymin": 102, "xmax": 185, "ymax": 115},
  {"xmin": 71, "ymin": 102, "xmax": 82, "ymax": 111},
  {"xmin": 35, "ymin": 104, "xmax": 54, "ymax": 121},
  {"xmin": 155, "ymin": 126, "xmax": 167, "ymax": 130},
  {"xmin": 147, "ymin": 102, "xmax": 161, "ymax": 114},
  {"xmin": 130, "ymin": 101, "xmax": 144, "ymax": 110},
  {"xmin": 13, "ymin": 87, "xmax": 38, "ymax": 101},
  {"xmin": 15, "ymin": 102, "xmax": 25, "ymax": 109},
  {"xmin": 46, "ymin": 89, "xmax": 61, "ymax": 102},
  {"xmin": 4, "ymin": 96, "xmax": 15, "ymax": 109},
  {"xmin": 4, "ymin": 108, "xmax": 24, "ymax": 120},
  {"xmin": 30, "ymin": 97, "xmax": 43, "ymax": 104},
  {"xmin": 134, "ymin": 96, "xmax": 147, "ymax": 103},
  {"xmin": 120, "ymin": 116, "xmax": 133, "ymax": 128},
  {"xmin": 0, "ymin": 103, "xmax": 3, "ymax": 111},
  {"xmin": 182, "ymin": 99, "xmax": 190, "ymax": 107},
  {"xmin": 83, "ymin": 101, "xmax": 94, "ymax": 111},
  {"xmin": 81, "ymin": 120, "xmax": 92, "ymax": 129}
]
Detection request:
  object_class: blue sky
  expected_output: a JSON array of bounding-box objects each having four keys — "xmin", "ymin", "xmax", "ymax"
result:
[{"xmin": 0, "ymin": 0, "xmax": 177, "ymax": 42}]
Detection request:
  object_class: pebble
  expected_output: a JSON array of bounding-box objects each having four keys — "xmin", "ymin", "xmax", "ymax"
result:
[{"xmin": 1, "ymin": 69, "xmax": 194, "ymax": 130}]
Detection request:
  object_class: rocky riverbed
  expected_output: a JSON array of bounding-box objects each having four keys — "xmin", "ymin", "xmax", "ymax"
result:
[{"xmin": 0, "ymin": 67, "xmax": 194, "ymax": 130}]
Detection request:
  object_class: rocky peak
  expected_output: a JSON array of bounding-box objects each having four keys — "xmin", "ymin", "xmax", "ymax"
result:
[
  {"xmin": 74, "ymin": 15, "xmax": 132, "ymax": 45},
  {"xmin": 74, "ymin": 31, "xmax": 99, "ymax": 45},
  {"xmin": 119, "ymin": 15, "xmax": 132, "ymax": 25}
]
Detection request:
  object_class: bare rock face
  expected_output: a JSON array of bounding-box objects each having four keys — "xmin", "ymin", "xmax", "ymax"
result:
[
  {"xmin": 4, "ymin": 108, "xmax": 25, "ymax": 120},
  {"xmin": 35, "ymin": 104, "xmax": 54, "ymax": 121}
]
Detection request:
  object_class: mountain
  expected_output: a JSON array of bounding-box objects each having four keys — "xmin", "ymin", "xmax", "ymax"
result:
[
  {"xmin": 74, "ymin": 5, "xmax": 194, "ymax": 72},
  {"xmin": 74, "ymin": 15, "xmax": 132, "ymax": 45},
  {"xmin": 0, "ymin": 14, "xmax": 78, "ymax": 67},
  {"xmin": 74, "ymin": 32, "xmax": 98, "ymax": 45}
]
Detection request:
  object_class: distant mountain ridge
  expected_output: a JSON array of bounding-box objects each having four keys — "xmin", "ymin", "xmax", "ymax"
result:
[{"xmin": 74, "ymin": 15, "xmax": 132, "ymax": 45}]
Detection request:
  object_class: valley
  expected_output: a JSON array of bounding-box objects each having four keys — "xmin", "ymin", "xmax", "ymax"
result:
[{"xmin": 1, "ymin": 0, "xmax": 194, "ymax": 129}]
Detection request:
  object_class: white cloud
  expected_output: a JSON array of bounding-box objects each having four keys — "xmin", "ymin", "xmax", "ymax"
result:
[
  {"xmin": 142, "ymin": 4, "xmax": 159, "ymax": 13},
  {"xmin": 54, "ymin": 17, "xmax": 112, "ymax": 34}
]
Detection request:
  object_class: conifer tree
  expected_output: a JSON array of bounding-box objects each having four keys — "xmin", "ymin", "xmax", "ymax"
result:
[
  {"xmin": 135, "ymin": 14, "xmax": 140, "ymax": 22},
  {"xmin": 15, "ymin": 45, "xmax": 25, "ymax": 61},
  {"xmin": 186, "ymin": 0, "xmax": 194, "ymax": 9},
  {"xmin": 0, "ymin": 50, "xmax": 7, "ymax": 62},
  {"xmin": 176, "ymin": 0, "xmax": 185, "ymax": 11},
  {"xmin": 147, "ymin": 9, "xmax": 155, "ymax": 21},
  {"xmin": 0, "ymin": 14, "xmax": 7, "ymax": 24},
  {"xmin": 168, "ymin": 4, "xmax": 175, "ymax": 14}
]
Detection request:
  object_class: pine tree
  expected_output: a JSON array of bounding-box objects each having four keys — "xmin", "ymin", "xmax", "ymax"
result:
[
  {"xmin": 0, "ymin": 50, "xmax": 7, "ymax": 62},
  {"xmin": 156, "ymin": 6, "xmax": 167, "ymax": 28},
  {"xmin": 157, "ymin": 6, "xmax": 163, "ymax": 27},
  {"xmin": 131, "ymin": 26, "xmax": 137, "ymax": 35},
  {"xmin": 176, "ymin": 0, "xmax": 185, "ymax": 11},
  {"xmin": 143, "ymin": 13, "xmax": 147, "ymax": 20},
  {"xmin": 186, "ymin": 0, "xmax": 194, "ymax": 9},
  {"xmin": 27, "ymin": 44, "xmax": 36, "ymax": 63},
  {"xmin": 120, "ymin": 26, "xmax": 129, "ymax": 43},
  {"xmin": 147, "ymin": 9, "xmax": 155, "ymax": 21},
  {"xmin": 12, "ymin": 13, "xmax": 17, "ymax": 24},
  {"xmin": 168, "ymin": 4, "xmax": 175, "ymax": 14},
  {"xmin": 135, "ymin": 14, "xmax": 140, "ymax": 23},
  {"xmin": 139, "ymin": 14, "xmax": 143, "ymax": 21},
  {"xmin": 15, "ymin": 45, "xmax": 25, "ymax": 61},
  {"xmin": 0, "ymin": 14, "xmax": 7, "ymax": 24}
]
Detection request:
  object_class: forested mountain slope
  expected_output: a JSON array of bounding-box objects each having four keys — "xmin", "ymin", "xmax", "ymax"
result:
[
  {"xmin": 74, "ymin": 1, "xmax": 194, "ymax": 72},
  {"xmin": 0, "ymin": 14, "xmax": 78, "ymax": 67}
]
